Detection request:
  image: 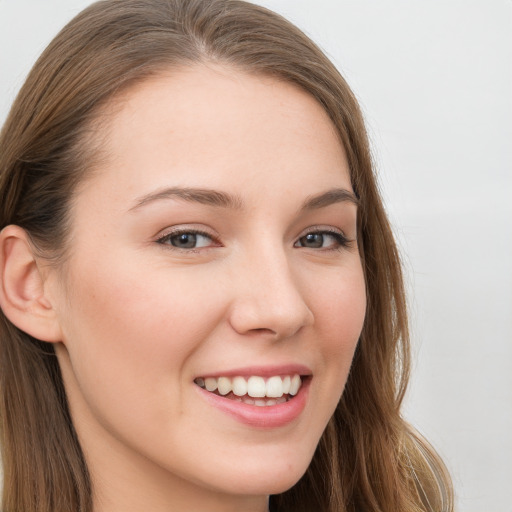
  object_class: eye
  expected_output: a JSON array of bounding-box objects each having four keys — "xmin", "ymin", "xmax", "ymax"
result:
[
  {"xmin": 157, "ymin": 230, "xmax": 217, "ymax": 250},
  {"xmin": 294, "ymin": 230, "xmax": 349, "ymax": 250}
]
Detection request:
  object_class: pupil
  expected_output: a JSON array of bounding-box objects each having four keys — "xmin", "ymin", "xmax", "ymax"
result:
[
  {"xmin": 172, "ymin": 233, "xmax": 197, "ymax": 248},
  {"xmin": 304, "ymin": 233, "xmax": 323, "ymax": 248}
]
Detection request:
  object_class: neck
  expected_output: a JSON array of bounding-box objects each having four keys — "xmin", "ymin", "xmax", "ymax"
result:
[
  {"xmin": 80, "ymin": 420, "xmax": 269, "ymax": 512},
  {"xmin": 87, "ymin": 442, "xmax": 269, "ymax": 512}
]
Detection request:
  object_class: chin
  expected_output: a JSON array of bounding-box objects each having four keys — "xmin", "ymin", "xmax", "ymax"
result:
[{"xmin": 207, "ymin": 455, "xmax": 311, "ymax": 497}]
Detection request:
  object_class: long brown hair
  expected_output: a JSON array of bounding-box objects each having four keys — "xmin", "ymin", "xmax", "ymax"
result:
[{"xmin": 0, "ymin": 1, "xmax": 453, "ymax": 511}]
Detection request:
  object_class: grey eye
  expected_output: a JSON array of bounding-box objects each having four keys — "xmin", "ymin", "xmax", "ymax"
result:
[
  {"xmin": 162, "ymin": 232, "xmax": 214, "ymax": 249},
  {"xmin": 298, "ymin": 233, "xmax": 325, "ymax": 248},
  {"xmin": 294, "ymin": 231, "xmax": 348, "ymax": 250},
  {"xmin": 170, "ymin": 233, "xmax": 198, "ymax": 248}
]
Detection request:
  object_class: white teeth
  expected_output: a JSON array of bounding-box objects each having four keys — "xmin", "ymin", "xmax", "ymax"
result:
[
  {"xmin": 232, "ymin": 376, "xmax": 248, "ymax": 397},
  {"xmin": 289, "ymin": 374, "xmax": 301, "ymax": 396},
  {"xmin": 254, "ymin": 398, "xmax": 279, "ymax": 406},
  {"xmin": 196, "ymin": 374, "xmax": 304, "ymax": 400},
  {"xmin": 282, "ymin": 376, "xmax": 291, "ymax": 394},
  {"xmin": 217, "ymin": 377, "xmax": 232, "ymax": 396},
  {"xmin": 266, "ymin": 376, "xmax": 283, "ymax": 398},
  {"xmin": 204, "ymin": 377, "xmax": 217, "ymax": 392},
  {"xmin": 247, "ymin": 376, "xmax": 266, "ymax": 398}
]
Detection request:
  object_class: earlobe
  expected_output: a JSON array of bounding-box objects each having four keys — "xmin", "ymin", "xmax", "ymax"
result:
[{"xmin": 0, "ymin": 225, "xmax": 62, "ymax": 343}]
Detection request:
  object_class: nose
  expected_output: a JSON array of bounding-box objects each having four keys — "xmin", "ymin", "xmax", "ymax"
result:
[{"xmin": 228, "ymin": 249, "xmax": 314, "ymax": 340}]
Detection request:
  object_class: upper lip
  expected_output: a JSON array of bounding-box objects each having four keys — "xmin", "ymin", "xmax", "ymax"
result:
[{"xmin": 195, "ymin": 364, "xmax": 312, "ymax": 379}]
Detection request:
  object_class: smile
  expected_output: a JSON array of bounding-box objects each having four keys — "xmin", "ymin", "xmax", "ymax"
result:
[{"xmin": 194, "ymin": 374, "xmax": 303, "ymax": 406}]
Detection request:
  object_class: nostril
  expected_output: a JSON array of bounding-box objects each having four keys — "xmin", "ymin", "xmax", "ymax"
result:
[
  {"xmin": 248, "ymin": 327, "xmax": 277, "ymax": 335},
  {"xmin": 227, "ymin": 273, "xmax": 313, "ymax": 338}
]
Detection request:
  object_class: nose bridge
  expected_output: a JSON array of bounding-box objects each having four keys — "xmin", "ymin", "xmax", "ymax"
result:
[{"xmin": 229, "ymin": 241, "xmax": 314, "ymax": 338}]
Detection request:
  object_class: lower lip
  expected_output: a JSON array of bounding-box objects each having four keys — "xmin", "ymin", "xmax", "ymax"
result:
[{"xmin": 195, "ymin": 379, "xmax": 310, "ymax": 428}]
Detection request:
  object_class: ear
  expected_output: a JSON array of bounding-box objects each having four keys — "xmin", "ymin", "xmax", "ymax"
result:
[{"xmin": 0, "ymin": 225, "xmax": 62, "ymax": 343}]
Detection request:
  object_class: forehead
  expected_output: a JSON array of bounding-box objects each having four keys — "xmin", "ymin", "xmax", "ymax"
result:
[{"xmin": 80, "ymin": 64, "xmax": 351, "ymax": 207}]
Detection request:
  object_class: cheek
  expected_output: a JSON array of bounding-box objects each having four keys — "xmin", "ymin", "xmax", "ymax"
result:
[
  {"xmin": 314, "ymin": 262, "xmax": 366, "ymax": 349},
  {"xmin": 64, "ymin": 255, "xmax": 220, "ymax": 347},
  {"xmin": 309, "ymin": 262, "xmax": 366, "ymax": 398},
  {"xmin": 58, "ymin": 254, "xmax": 227, "ymax": 409},
  {"xmin": 56, "ymin": 255, "xmax": 232, "ymax": 449}
]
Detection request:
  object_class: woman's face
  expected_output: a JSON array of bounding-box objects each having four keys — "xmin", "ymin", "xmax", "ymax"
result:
[{"xmin": 50, "ymin": 65, "xmax": 366, "ymax": 511}]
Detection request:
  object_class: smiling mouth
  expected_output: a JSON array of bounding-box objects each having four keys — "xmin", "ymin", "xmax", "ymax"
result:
[{"xmin": 194, "ymin": 374, "xmax": 303, "ymax": 406}]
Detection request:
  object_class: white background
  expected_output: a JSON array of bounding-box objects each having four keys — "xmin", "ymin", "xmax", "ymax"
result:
[{"xmin": 1, "ymin": 1, "xmax": 511, "ymax": 511}]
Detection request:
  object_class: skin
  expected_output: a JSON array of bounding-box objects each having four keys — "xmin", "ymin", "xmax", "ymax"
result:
[{"xmin": 43, "ymin": 65, "xmax": 367, "ymax": 512}]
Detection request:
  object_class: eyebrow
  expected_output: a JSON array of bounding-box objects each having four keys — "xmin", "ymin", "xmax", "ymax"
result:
[
  {"xmin": 300, "ymin": 188, "xmax": 359, "ymax": 210},
  {"xmin": 129, "ymin": 186, "xmax": 358, "ymax": 212},
  {"xmin": 129, "ymin": 187, "xmax": 244, "ymax": 212}
]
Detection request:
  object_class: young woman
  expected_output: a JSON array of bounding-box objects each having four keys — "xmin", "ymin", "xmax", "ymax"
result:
[{"xmin": 0, "ymin": 1, "xmax": 453, "ymax": 511}]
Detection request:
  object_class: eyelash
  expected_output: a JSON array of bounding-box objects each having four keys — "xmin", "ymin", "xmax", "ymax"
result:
[
  {"xmin": 156, "ymin": 229, "xmax": 220, "ymax": 251},
  {"xmin": 294, "ymin": 229, "xmax": 351, "ymax": 251},
  {"xmin": 156, "ymin": 227, "xmax": 352, "ymax": 252}
]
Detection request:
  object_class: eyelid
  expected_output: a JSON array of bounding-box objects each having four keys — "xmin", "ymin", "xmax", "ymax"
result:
[
  {"xmin": 294, "ymin": 225, "xmax": 353, "ymax": 249},
  {"xmin": 155, "ymin": 225, "xmax": 221, "ymax": 249},
  {"xmin": 298, "ymin": 225, "xmax": 346, "ymax": 237}
]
